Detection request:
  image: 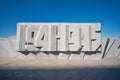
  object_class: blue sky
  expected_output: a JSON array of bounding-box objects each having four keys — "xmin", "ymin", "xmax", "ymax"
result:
[{"xmin": 0, "ymin": 0, "xmax": 120, "ymax": 38}]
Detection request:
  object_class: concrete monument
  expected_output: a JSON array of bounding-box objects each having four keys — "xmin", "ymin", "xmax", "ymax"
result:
[{"xmin": 0, "ymin": 23, "xmax": 119, "ymax": 60}]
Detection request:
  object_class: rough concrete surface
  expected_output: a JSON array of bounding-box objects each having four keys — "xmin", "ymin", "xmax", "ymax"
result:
[
  {"xmin": 0, "ymin": 36, "xmax": 120, "ymax": 60},
  {"xmin": 0, "ymin": 57, "xmax": 120, "ymax": 80}
]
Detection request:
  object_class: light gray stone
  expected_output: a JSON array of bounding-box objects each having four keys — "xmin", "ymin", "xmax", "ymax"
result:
[
  {"xmin": 70, "ymin": 52, "xmax": 85, "ymax": 60},
  {"xmin": 49, "ymin": 53, "xmax": 58, "ymax": 59},
  {"xmin": 101, "ymin": 36, "xmax": 109, "ymax": 58},
  {"xmin": 107, "ymin": 38, "xmax": 120, "ymax": 57},
  {"xmin": 84, "ymin": 53, "xmax": 102, "ymax": 60},
  {"xmin": 36, "ymin": 52, "xmax": 49, "ymax": 59},
  {"xmin": 0, "ymin": 38, "xmax": 15, "ymax": 57},
  {"xmin": 58, "ymin": 53, "xmax": 69, "ymax": 59}
]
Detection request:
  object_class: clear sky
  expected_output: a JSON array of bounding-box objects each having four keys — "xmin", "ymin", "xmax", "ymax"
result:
[{"xmin": 0, "ymin": 0, "xmax": 120, "ymax": 38}]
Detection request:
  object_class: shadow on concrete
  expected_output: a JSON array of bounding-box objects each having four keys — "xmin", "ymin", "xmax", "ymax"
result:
[
  {"xmin": 0, "ymin": 67, "xmax": 120, "ymax": 80},
  {"xmin": 19, "ymin": 51, "xmax": 101, "ymax": 56},
  {"xmin": 102, "ymin": 38, "xmax": 110, "ymax": 58}
]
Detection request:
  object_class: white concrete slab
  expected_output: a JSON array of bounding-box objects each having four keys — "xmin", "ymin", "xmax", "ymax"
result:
[
  {"xmin": 107, "ymin": 38, "xmax": 120, "ymax": 57},
  {"xmin": 0, "ymin": 38, "xmax": 15, "ymax": 57}
]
